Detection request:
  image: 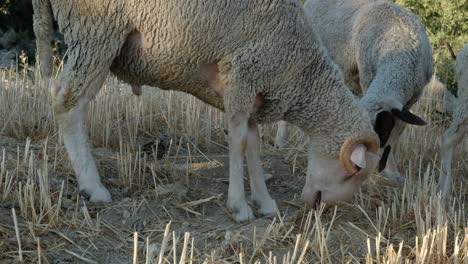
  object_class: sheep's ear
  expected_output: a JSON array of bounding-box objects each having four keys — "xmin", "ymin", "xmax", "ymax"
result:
[
  {"xmin": 374, "ymin": 111, "xmax": 395, "ymax": 147},
  {"xmin": 378, "ymin": 145, "xmax": 391, "ymax": 172},
  {"xmin": 391, "ymin": 109, "xmax": 426, "ymax": 126},
  {"xmin": 351, "ymin": 144, "xmax": 367, "ymax": 169}
]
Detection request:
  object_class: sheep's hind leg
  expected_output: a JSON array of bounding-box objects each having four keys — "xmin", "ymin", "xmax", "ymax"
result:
[
  {"xmin": 57, "ymin": 99, "xmax": 111, "ymax": 202},
  {"xmin": 440, "ymin": 119, "xmax": 467, "ymax": 199},
  {"xmin": 53, "ymin": 29, "xmax": 128, "ymax": 202},
  {"xmin": 246, "ymin": 120, "xmax": 278, "ymax": 217}
]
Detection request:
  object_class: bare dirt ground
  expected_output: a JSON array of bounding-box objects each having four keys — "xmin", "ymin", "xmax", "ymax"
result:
[
  {"xmin": 0, "ymin": 133, "xmax": 307, "ymax": 263},
  {"xmin": 0, "ymin": 70, "xmax": 467, "ymax": 263}
]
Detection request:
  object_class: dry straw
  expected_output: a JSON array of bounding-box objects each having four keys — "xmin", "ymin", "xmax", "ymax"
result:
[{"xmin": 0, "ymin": 61, "xmax": 466, "ymax": 263}]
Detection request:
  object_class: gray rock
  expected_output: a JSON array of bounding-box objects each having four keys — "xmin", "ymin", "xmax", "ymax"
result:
[
  {"xmin": 0, "ymin": 28, "xmax": 17, "ymax": 49},
  {"xmin": 0, "ymin": 49, "xmax": 17, "ymax": 69}
]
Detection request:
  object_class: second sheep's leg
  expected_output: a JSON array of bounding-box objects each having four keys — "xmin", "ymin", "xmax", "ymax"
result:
[
  {"xmin": 440, "ymin": 118, "xmax": 467, "ymax": 199},
  {"xmin": 246, "ymin": 120, "xmax": 278, "ymax": 217},
  {"xmin": 275, "ymin": 120, "xmax": 289, "ymax": 148}
]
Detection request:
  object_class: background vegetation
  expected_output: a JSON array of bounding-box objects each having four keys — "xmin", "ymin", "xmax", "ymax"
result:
[{"xmin": 394, "ymin": 0, "xmax": 468, "ymax": 92}]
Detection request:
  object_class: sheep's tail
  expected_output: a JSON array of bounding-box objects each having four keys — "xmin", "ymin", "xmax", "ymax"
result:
[{"xmin": 32, "ymin": 0, "xmax": 54, "ymax": 78}]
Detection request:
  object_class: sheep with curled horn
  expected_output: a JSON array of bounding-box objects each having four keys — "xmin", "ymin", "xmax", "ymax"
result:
[{"xmin": 33, "ymin": 0, "xmax": 380, "ymax": 222}]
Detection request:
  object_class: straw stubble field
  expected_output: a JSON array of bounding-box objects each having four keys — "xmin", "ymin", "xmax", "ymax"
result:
[{"xmin": 0, "ymin": 65, "xmax": 466, "ymax": 263}]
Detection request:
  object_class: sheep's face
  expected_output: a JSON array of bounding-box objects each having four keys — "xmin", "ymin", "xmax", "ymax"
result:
[
  {"xmin": 302, "ymin": 140, "xmax": 379, "ymax": 209},
  {"xmin": 359, "ymin": 96, "xmax": 426, "ymax": 172},
  {"xmin": 371, "ymin": 108, "xmax": 425, "ymax": 171}
]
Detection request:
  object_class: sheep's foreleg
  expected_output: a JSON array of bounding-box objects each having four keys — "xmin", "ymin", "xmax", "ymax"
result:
[
  {"xmin": 227, "ymin": 112, "xmax": 254, "ymax": 223},
  {"xmin": 246, "ymin": 120, "xmax": 277, "ymax": 217},
  {"xmin": 440, "ymin": 119, "xmax": 467, "ymax": 199}
]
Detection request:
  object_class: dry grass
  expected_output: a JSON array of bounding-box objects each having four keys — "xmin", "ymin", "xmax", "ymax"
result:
[{"xmin": 0, "ymin": 63, "xmax": 466, "ymax": 263}]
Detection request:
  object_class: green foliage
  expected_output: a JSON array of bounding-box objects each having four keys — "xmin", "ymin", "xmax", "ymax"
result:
[
  {"xmin": 394, "ymin": 0, "xmax": 468, "ymax": 93},
  {"xmin": 0, "ymin": 0, "xmax": 33, "ymax": 34},
  {"xmin": 0, "ymin": 0, "xmax": 9, "ymax": 16}
]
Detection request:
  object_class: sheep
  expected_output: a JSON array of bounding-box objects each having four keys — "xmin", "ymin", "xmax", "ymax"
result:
[
  {"xmin": 440, "ymin": 44, "xmax": 468, "ymax": 198},
  {"xmin": 276, "ymin": 0, "xmax": 433, "ymax": 182},
  {"xmin": 33, "ymin": 0, "xmax": 380, "ymax": 223}
]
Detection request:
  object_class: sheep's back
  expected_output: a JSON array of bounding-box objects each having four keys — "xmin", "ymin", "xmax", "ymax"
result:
[
  {"xmin": 304, "ymin": 0, "xmax": 362, "ymax": 82},
  {"xmin": 305, "ymin": 0, "xmax": 433, "ymax": 105},
  {"xmin": 51, "ymin": 0, "xmax": 313, "ymax": 111}
]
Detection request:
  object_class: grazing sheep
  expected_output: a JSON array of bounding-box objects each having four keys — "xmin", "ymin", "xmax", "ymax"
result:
[
  {"xmin": 276, "ymin": 0, "xmax": 433, "ymax": 181},
  {"xmin": 440, "ymin": 44, "xmax": 468, "ymax": 198},
  {"xmin": 33, "ymin": 0, "xmax": 380, "ymax": 222}
]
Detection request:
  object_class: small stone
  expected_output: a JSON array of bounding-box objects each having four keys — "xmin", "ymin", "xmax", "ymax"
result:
[
  {"xmin": 0, "ymin": 29, "xmax": 17, "ymax": 49},
  {"xmin": 122, "ymin": 210, "xmax": 131, "ymax": 219},
  {"xmin": 224, "ymin": 230, "xmax": 232, "ymax": 241},
  {"xmin": 264, "ymin": 173, "xmax": 274, "ymax": 181}
]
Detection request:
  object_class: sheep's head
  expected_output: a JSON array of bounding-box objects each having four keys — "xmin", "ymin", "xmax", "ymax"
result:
[
  {"xmin": 302, "ymin": 132, "xmax": 380, "ymax": 209},
  {"xmin": 359, "ymin": 95, "xmax": 426, "ymax": 172}
]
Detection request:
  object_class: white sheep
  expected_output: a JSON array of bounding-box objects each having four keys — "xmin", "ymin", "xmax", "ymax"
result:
[
  {"xmin": 33, "ymin": 0, "xmax": 380, "ymax": 222},
  {"xmin": 440, "ymin": 44, "xmax": 468, "ymax": 198},
  {"xmin": 276, "ymin": 0, "xmax": 433, "ymax": 182}
]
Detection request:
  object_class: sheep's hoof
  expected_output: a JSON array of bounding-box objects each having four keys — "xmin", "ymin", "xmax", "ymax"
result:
[
  {"xmin": 227, "ymin": 200, "xmax": 255, "ymax": 223},
  {"xmin": 274, "ymin": 139, "xmax": 287, "ymax": 148},
  {"xmin": 88, "ymin": 186, "xmax": 112, "ymax": 203},
  {"xmin": 254, "ymin": 197, "xmax": 278, "ymax": 218}
]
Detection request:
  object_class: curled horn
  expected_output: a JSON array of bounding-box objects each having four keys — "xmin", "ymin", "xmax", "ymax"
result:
[{"xmin": 340, "ymin": 132, "xmax": 380, "ymax": 174}]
